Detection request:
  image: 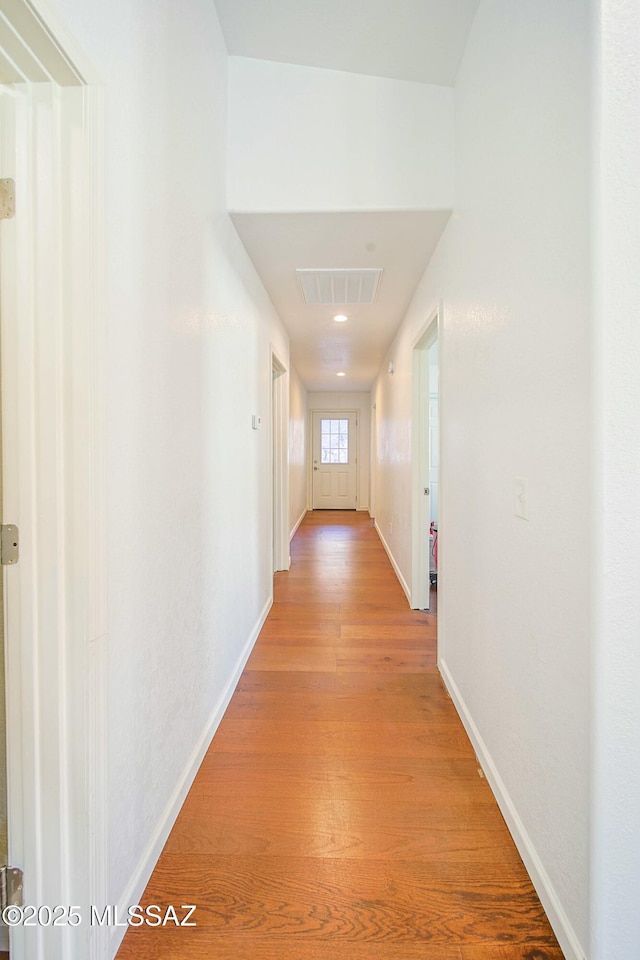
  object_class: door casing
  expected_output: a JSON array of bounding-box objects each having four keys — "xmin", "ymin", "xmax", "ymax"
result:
[{"xmin": 0, "ymin": 6, "xmax": 106, "ymax": 959}]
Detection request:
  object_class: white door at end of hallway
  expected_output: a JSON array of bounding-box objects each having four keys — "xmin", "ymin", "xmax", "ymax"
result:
[{"xmin": 312, "ymin": 411, "xmax": 358, "ymax": 509}]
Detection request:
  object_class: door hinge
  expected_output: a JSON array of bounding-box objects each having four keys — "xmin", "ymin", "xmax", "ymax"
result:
[
  {"xmin": 0, "ymin": 178, "xmax": 15, "ymax": 219},
  {"xmin": 0, "ymin": 524, "xmax": 19, "ymax": 565},
  {"xmin": 0, "ymin": 866, "xmax": 24, "ymax": 909}
]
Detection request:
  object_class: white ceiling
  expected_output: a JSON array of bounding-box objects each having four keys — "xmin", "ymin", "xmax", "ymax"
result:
[
  {"xmin": 232, "ymin": 211, "xmax": 451, "ymax": 391},
  {"xmin": 213, "ymin": 0, "xmax": 480, "ymax": 86},
  {"xmin": 216, "ymin": 1, "xmax": 476, "ymax": 391}
]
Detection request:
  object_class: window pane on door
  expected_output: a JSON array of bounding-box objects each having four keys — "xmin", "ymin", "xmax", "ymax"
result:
[{"xmin": 320, "ymin": 418, "xmax": 349, "ymax": 464}]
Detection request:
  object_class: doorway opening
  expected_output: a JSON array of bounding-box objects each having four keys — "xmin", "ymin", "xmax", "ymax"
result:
[
  {"xmin": 411, "ymin": 308, "xmax": 440, "ymax": 610},
  {"xmin": 271, "ymin": 350, "xmax": 289, "ymax": 572}
]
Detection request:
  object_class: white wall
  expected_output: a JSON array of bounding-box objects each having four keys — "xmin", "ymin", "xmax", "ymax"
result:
[
  {"xmin": 47, "ymin": 0, "xmax": 289, "ymax": 945},
  {"xmin": 228, "ymin": 57, "xmax": 454, "ymax": 212},
  {"xmin": 289, "ymin": 365, "xmax": 308, "ymax": 535},
  {"xmin": 373, "ymin": 2, "xmax": 590, "ymax": 957},
  {"xmin": 592, "ymin": 2, "xmax": 640, "ymax": 956},
  {"xmin": 308, "ymin": 392, "xmax": 371, "ymax": 511},
  {"xmin": 374, "ymin": 345, "xmax": 414, "ymax": 573}
]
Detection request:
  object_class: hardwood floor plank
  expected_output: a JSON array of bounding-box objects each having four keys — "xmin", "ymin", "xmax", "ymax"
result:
[
  {"xmin": 209, "ymin": 718, "xmax": 476, "ymax": 759},
  {"xmin": 191, "ymin": 754, "xmax": 503, "ymax": 806},
  {"xmin": 255, "ymin": 635, "xmax": 340, "ymax": 648},
  {"xmin": 137, "ymin": 856, "xmax": 557, "ymax": 943},
  {"xmin": 287, "ymin": 563, "xmax": 396, "ymax": 580},
  {"xmin": 336, "ymin": 649, "xmax": 436, "ymax": 672},
  {"xmin": 269, "ymin": 600, "xmax": 340, "ymax": 620},
  {"xmin": 235, "ymin": 669, "xmax": 447, "ymax": 699},
  {"xmin": 116, "ymin": 512, "xmax": 562, "ymax": 960},
  {"xmin": 339, "ymin": 602, "xmax": 434, "ymax": 625},
  {"xmin": 155, "ymin": 848, "xmax": 530, "ymax": 888},
  {"xmin": 259, "ymin": 620, "xmax": 341, "ymax": 640},
  {"xmin": 274, "ymin": 579, "xmax": 408, "ymax": 605},
  {"xmin": 274, "ymin": 586, "xmax": 407, "ymax": 605},
  {"xmin": 461, "ymin": 948, "xmax": 565, "ymax": 960},
  {"xmin": 165, "ymin": 791, "xmax": 514, "ymax": 859},
  {"xmin": 336, "ymin": 635, "xmax": 437, "ymax": 651},
  {"xmin": 116, "ymin": 930, "xmax": 465, "ymax": 960},
  {"xmin": 245, "ymin": 645, "xmax": 337, "ymax": 672},
  {"xmin": 225, "ymin": 678, "xmax": 459, "ymax": 722},
  {"xmin": 340, "ymin": 624, "xmax": 436, "ymax": 641}
]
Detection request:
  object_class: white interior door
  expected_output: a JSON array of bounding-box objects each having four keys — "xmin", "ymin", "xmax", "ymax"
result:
[{"xmin": 312, "ymin": 411, "xmax": 358, "ymax": 509}]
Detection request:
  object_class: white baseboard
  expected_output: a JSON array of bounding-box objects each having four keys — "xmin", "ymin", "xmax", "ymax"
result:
[
  {"xmin": 438, "ymin": 658, "xmax": 586, "ymax": 960},
  {"xmin": 373, "ymin": 520, "xmax": 411, "ymax": 605},
  {"xmin": 290, "ymin": 508, "xmax": 307, "ymax": 540},
  {"xmin": 109, "ymin": 594, "xmax": 273, "ymax": 958}
]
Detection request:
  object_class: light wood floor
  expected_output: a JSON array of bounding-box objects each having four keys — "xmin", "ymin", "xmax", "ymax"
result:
[{"xmin": 116, "ymin": 510, "xmax": 563, "ymax": 960}]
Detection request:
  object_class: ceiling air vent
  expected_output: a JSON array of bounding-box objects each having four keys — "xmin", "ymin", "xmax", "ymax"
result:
[{"xmin": 296, "ymin": 268, "xmax": 383, "ymax": 305}]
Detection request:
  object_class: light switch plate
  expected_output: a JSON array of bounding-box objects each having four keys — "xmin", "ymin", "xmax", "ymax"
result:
[
  {"xmin": 515, "ymin": 476, "xmax": 528, "ymax": 520},
  {"xmin": 252, "ymin": 415, "xmax": 262, "ymax": 430}
]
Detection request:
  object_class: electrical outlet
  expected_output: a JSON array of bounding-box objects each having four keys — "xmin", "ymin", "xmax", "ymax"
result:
[{"xmin": 515, "ymin": 476, "xmax": 528, "ymax": 520}]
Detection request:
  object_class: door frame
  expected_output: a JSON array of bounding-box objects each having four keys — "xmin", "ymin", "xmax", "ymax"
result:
[
  {"xmin": 370, "ymin": 400, "xmax": 377, "ymax": 519},
  {"xmin": 411, "ymin": 307, "xmax": 440, "ymax": 609},
  {"xmin": 0, "ymin": 5, "xmax": 106, "ymax": 958},
  {"xmin": 308, "ymin": 408, "xmax": 360, "ymax": 510},
  {"xmin": 271, "ymin": 348, "xmax": 289, "ymax": 572}
]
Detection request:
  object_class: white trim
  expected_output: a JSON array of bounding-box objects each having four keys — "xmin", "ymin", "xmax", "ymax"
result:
[
  {"xmin": 374, "ymin": 520, "xmax": 411, "ymax": 606},
  {"xmin": 109, "ymin": 593, "xmax": 273, "ymax": 958},
  {"xmin": 0, "ymin": 7, "xmax": 106, "ymax": 957},
  {"xmin": 87, "ymin": 634, "xmax": 108, "ymax": 960},
  {"xmin": 81, "ymin": 80, "xmax": 108, "ymax": 960},
  {"xmin": 369, "ymin": 400, "xmax": 377, "ymax": 519},
  {"xmin": 10, "ymin": 0, "xmax": 103, "ymax": 84},
  {"xmin": 289, "ymin": 508, "xmax": 307, "ymax": 541},
  {"xmin": 439, "ymin": 658, "xmax": 587, "ymax": 960}
]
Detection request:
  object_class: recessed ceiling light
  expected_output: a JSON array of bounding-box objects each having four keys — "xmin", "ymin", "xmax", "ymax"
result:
[
  {"xmin": 336, "ymin": 371, "xmax": 346, "ymax": 377},
  {"xmin": 334, "ymin": 314, "xmax": 348, "ymax": 322}
]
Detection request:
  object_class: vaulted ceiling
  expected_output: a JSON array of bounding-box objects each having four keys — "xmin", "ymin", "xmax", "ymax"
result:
[
  {"xmin": 214, "ymin": 0, "xmax": 480, "ymax": 390},
  {"xmin": 214, "ymin": 0, "xmax": 480, "ymax": 86}
]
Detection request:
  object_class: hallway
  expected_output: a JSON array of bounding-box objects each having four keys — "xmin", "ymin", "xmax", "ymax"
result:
[{"xmin": 116, "ymin": 512, "xmax": 562, "ymax": 960}]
